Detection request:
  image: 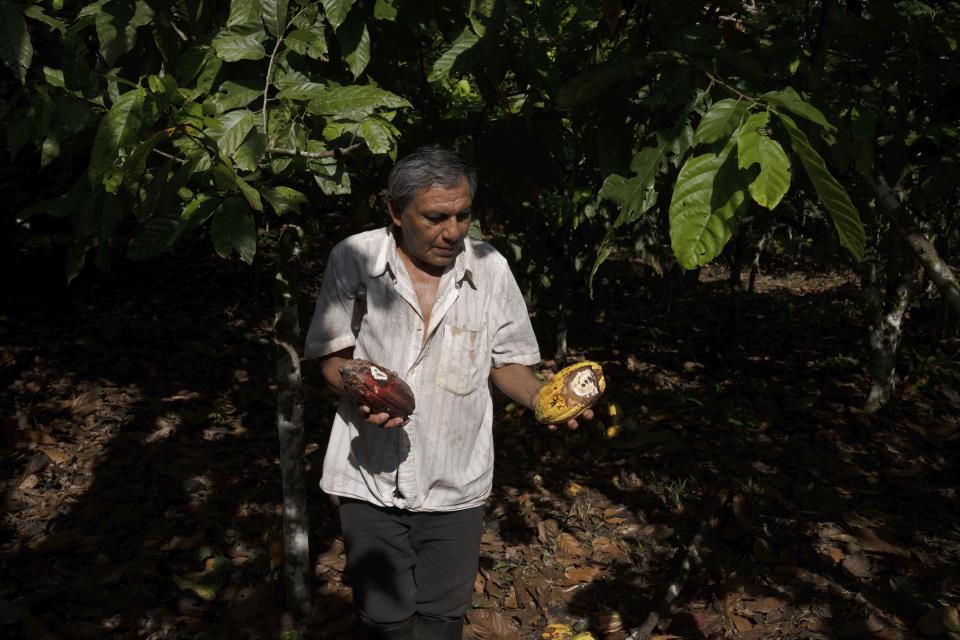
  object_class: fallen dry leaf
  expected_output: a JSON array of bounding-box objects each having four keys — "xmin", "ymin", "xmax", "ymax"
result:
[
  {"xmin": 557, "ymin": 532, "xmax": 587, "ymax": 558},
  {"xmin": 559, "ymin": 565, "xmax": 601, "ymax": 585},
  {"xmin": 466, "ymin": 608, "xmax": 520, "ymax": 639},
  {"xmin": 918, "ymin": 605, "xmax": 959, "ymax": 636},
  {"xmin": 731, "ymin": 614, "xmax": 754, "ymax": 632}
]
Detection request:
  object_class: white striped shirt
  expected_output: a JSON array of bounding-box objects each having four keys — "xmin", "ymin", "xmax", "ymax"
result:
[{"xmin": 304, "ymin": 226, "xmax": 541, "ymax": 511}]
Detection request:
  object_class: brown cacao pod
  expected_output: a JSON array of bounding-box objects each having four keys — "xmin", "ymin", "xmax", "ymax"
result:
[
  {"xmin": 534, "ymin": 361, "xmax": 605, "ymax": 424},
  {"xmin": 339, "ymin": 359, "xmax": 416, "ymax": 421}
]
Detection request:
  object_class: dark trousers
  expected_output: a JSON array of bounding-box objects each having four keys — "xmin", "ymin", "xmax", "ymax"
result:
[{"xmin": 338, "ymin": 498, "xmax": 483, "ymax": 634}]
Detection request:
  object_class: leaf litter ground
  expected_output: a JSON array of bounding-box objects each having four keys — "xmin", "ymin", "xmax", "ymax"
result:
[{"xmin": 1, "ymin": 234, "xmax": 958, "ymax": 640}]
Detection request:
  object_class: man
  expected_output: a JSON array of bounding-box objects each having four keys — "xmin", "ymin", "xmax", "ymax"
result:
[{"xmin": 304, "ymin": 147, "xmax": 588, "ymax": 639}]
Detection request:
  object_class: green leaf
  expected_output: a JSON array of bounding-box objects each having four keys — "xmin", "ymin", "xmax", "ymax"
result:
[
  {"xmin": 0, "ymin": 1, "xmax": 33, "ymax": 84},
  {"xmin": 40, "ymin": 137, "xmax": 60, "ymax": 168},
  {"xmin": 211, "ymin": 109, "xmax": 256, "ymax": 157},
  {"xmin": 468, "ymin": 0, "xmax": 499, "ymax": 37},
  {"xmin": 284, "ymin": 26, "xmax": 327, "ymax": 59},
  {"xmin": 428, "ymin": 27, "xmax": 480, "ymax": 82},
  {"xmin": 234, "ymin": 131, "xmax": 268, "ymax": 171},
  {"xmin": 338, "ymin": 14, "xmax": 370, "ymax": 78},
  {"xmin": 213, "ymin": 162, "xmax": 263, "ymax": 210},
  {"xmin": 357, "ymin": 115, "xmax": 398, "ymax": 155},
  {"xmin": 212, "ymin": 24, "xmax": 267, "ymax": 61},
  {"xmin": 737, "ymin": 110, "xmax": 791, "ymax": 209},
  {"xmin": 760, "ymin": 87, "xmax": 833, "ymax": 132},
  {"xmin": 322, "ymin": 0, "xmax": 356, "ymax": 30},
  {"xmin": 669, "ymin": 134, "xmax": 748, "ymax": 269},
  {"xmin": 776, "ymin": 112, "xmax": 864, "ymax": 261},
  {"xmin": 173, "ymin": 192, "xmax": 219, "ymax": 243},
  {"xmin": 556, "ymin": 54, "xmax": 654, "ymax": 110},
  {"xmin": 373, "ymin": 0, "xmax": 397, "ymax": 20},
  {"xmin": 306, "ymin": 85, "xmax": 410, "ymax": 119},
  {"xmin": 207, "ymin": 80, "xmax": 262, "ymax": 114},
  {"xmin": 262, "ymin": 0, "xmax": 289, "ymax": 37},
  {"xmin": 96, "ymin": 0, "xmax": 154, "ymax": 65},
  {"xmin": 227, "ymin": 0, "xmax": 261, "ymax": 28},
  {"xmin": 23, "ymin": 5, "xmax": 67, "ymax": 34},
  {"xmin": 262, "ymin": 186, "xmax": 307, "ymax": 215},
  {"xmin": 599, "ymin": 144, "xmax": 667, "ymax": 228},
  {"xmin": 89, "ymin": 88, "xmax": 145, "ymax": 185},
  {"xmin": 127, "ymin": 210, "xmax": 181, "ymax": 259},
  {"xmin": 122, "ymin": 130, "xmax": 168, "ymax": 185},
  {"xmin": 694, "ymin": 99, "xmax": 748, "ymax": 146},
  {"xmin": 275, "ymin": 79, "xmax": 328, "ymax": 100},
  {"xmin": 309, "ymin": 153, "xmax": 350, "ymax": 194},
  {"xmin": 212, "ymin": 197, "xmax": 257, "ymax": 263}
]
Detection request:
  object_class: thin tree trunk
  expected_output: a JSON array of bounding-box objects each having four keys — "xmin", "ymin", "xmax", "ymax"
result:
[
  {"xmin": 275, "ymin": 223, "xmax": 311, "ymax": 619},
  {"xmin": 867, "ymin": 174, "xmax": 960, "ymax": 317},
  {"xmin": 554, "ymin": 301, "xmax": 568, "ymax": 363},
  {"xmin": 748, "ymin": 229, "xmax": 772, "ymax": 293},
  {"xmin": 861, "ymin": 247, "xmax": 918, "ymax": 414}
]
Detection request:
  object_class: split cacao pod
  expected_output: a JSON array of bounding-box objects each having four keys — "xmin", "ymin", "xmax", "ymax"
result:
[
  {"xmin": 534, "ymin": 361, "xmax": 605, "ymax": 424},
  {"xmin": 339, "ymin": 359, "xmax": 416, "ymax": 421}
]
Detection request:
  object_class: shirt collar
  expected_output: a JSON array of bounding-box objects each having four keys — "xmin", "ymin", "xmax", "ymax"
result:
[{"xmin": 370, "ymin": 226, "xmax": 476, "ymax": 289}]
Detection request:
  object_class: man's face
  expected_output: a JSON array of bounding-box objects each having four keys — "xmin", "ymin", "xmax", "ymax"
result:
[{"xmin": 389, "ymin": 178, "xmax": 472, "ymax": 270}]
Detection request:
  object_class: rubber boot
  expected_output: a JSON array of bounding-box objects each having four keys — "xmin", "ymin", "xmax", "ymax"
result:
[
  {"xmin": 412, "ymin": 614, "xmax": 463, "ymax": 640},
  {"xmin": 359, "ymin": 616, "xmax": 414, "ymax": 640}
]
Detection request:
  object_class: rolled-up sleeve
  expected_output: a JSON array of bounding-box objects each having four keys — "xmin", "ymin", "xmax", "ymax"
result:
[
  {"xmin": 304, "ymin": 243, "xmax": 360, "ymax": 360},
  {"xmin": 490, "ymin": 266, "xmax": 541, "ymax": 368}
]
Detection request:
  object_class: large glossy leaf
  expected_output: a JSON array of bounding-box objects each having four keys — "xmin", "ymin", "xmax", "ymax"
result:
[
  {"xmin": 213, "ymin": 161, "xmax": 263, "ymax": 210},
  {"xmin": 207, "ymin": 80, "xmax": 262, "ymax": 114},
  {"xmin": 262, "ymin": 0, "xmax": 289, "ymax": 37},
  {"xmin": 776, "ymin": 112, "xmax": 865, "ymax": 261},
  {"xmin": 694, "ymin": 99, "xmax": 748, "ymax": 146},
  {"xmin": 669, "ymin": 135, "xmax": 748, "ymax": 269},
  {"xmin": 211, "ymin": 109, "xmax": 256, "ymax": 156},
  {"xmin": 358, "ymin": 115, "xmax": 398, "ymax": 155},
  {"xmin": 96, "ymin": 0, "xmax": 154, "ymax": 65},
  {"xmin": 468, "ymin": 0, "xmax": 499, "ymax": 37},
  {"xmin": 227, "ymin": 0, "xmax": 261, "ymax": 28},
  {"xmin": 89, "ymin": 88, "xmax": 145, "ymax": 185},
  {"xmin": 212, "ymin": 197, "xmax": 257, "ymax": 264},
  {"xmin": 322, "ymin": 0, "xmax": 356, "ymax": 30},
  {"xmin": 306, "ymin": 85, "xmax": 410, "ymax": 119},
  {"xmin": 212, "ymin": 24, "xmax": 267, "ymax": 61},
  {"xmin": 760, "ymin": 87, "xmax": 833, "ymax": 131},
  {"xmin": 0, "ymin": 2, "xmax": 33, "ymax": 84},
  {"xmin": 276, "ymin": 79, "xmax": 327, "ymax": 100},
  {"xmin": 233, "ymin": 131, "xmax": 268, "ymax": 171},
  {"xmin": 428, "ymin": 27, "xmax": 480, "ymax": 82},
  {"xmin": 737, "ymin": 110, "xmax": 791, "ymax": 209},
  {"xmin": 262, "ymin": 186, "xmax": 307, "ymax": 215},
  {"xmin": 284, "ymin": 26, "xmax": 327, "ymax": 59},
  {"xmin": 338, "ymin": 14, "xmax": 370, "ymax": 78}
]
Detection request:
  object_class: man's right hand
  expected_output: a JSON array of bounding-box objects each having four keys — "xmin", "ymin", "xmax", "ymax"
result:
[{"xmin": 358, "ymin": 405, "xmax": 407, "ymax": 429}]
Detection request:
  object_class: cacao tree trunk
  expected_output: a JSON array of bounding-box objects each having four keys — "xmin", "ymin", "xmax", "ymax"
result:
[
  {"xmin": 274, "ymin": 223, "xmax": 311, "ymax": 619},
  {"xmin": 867, "ymin": 174, "xmax": 960, "ymax": 318},
  {"xmin": 748, "ymin": 229, "xmax": 772, "ymax": 294},
  {"xmin": 861, "ymin": 246, "xmax": 919, "ymax": 414}
]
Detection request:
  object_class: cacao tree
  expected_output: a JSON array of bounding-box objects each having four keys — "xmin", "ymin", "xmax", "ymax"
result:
[{"xmin": 3, "ymin": 0, "xmax": 414, "ymax": 620}]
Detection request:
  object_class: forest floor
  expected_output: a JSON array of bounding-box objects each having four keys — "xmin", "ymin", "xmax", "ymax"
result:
[{"xmin": 1, "ymin": 227, "xmax": 959, "ymax": 640}]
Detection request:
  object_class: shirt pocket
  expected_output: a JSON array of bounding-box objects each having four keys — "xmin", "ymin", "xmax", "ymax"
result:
[{"xmin": 436, "ymin": 323, "xmax": 485, "ymax": 395}]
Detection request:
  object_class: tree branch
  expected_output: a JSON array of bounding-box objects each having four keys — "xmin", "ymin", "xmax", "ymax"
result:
[
  {"xmin": 865, "ymin": 174, "xmax": 960, "ymax": 318},
  {"xmin": 265, "ymin": 142, "xmax": 364, "ymax": 159},
  {"xmin": 263, "ymin": 7, "xmax": 310, "ymax": 137}
]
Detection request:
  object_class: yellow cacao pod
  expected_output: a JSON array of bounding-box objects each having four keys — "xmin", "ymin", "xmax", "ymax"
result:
[{"xmin": 535, "ymin": 361, "xmax": 605, "ymax": 424}]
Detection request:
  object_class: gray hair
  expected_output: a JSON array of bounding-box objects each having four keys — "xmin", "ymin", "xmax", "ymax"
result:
[{"xmin": 386, "ymin": 146, "xmax": 478, "ymax": 214}]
